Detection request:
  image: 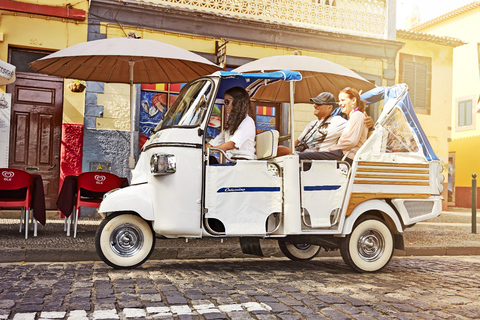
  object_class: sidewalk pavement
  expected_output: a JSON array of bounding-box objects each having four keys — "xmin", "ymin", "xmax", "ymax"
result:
[{"xmin": 0, "ymin": 209, "xmax": 479, "ymax": 263}]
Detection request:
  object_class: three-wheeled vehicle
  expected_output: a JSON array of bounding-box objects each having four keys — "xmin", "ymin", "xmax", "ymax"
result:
[{"xmin": 95, "ymin": 70, "xmax": 444, "ymax": 272}]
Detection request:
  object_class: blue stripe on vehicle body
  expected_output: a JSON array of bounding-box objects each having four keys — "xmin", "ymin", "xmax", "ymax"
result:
[
  {"xmin": 304, "ymin": 185, "xmax": 341, "ymax": 191},
  {"xmin": 217, "ymin": 187, "xmax": 281, "ymax": 193}
]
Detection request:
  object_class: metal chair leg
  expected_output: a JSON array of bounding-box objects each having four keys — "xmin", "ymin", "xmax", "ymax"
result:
[
  {"xmin": 73, "ymin": 208, "xmax": 79, "ymax": 238},
  {"xmin": 25, "ymin": 209, "xmax": 29, "ymax": 240},
  {"xmin": 33, "ymin": 214, "xmax": 37, "ymax": 237},
  {"xmin": 19, "ymin": 208, "xmax": 24, "ymax": 233},
  {"xmin": 66, "ymin": 216, "xmax": 71, "ymax": 236}
]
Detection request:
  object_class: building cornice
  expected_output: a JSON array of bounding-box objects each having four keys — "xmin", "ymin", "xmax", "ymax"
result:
[
  {"xmin": 396, "ymin": 29, "xmax": 467, "ymax": 47},
  {"xmin": 90, "ymin": 0, "xmax": 404, "ymax": 62}
]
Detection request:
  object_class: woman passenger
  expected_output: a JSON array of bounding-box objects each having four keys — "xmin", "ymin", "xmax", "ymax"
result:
[
  {"xmin": 298, "ymin": 87, "xmax": 368, "ymax": 164},
  {"xmin": 206, "ymin": 86, "xmax": 257, "ymax": 162}
]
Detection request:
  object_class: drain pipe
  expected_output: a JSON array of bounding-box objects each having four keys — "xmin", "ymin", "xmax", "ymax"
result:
[{"xmin": 472, "ymin": 173, "xmax": 477, "ymax": 234}]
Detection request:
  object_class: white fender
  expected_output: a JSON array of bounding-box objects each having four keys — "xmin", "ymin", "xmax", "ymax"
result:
[
  {"xmin": 98, "ymin": 183, "xmax": 154, "ymax": 221},
  {"xmin": 342, "ymin": 199, "xmax": 403, "ymax": 235}
]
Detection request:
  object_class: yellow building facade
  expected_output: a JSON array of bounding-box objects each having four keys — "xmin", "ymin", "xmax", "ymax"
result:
[
  {"xmin": 411, "ymin": 3, "xmax": 480, "ymax": 208},
  {"xmin": 395, "ymin": 30, "xmax": 465, "ymax": 209}
]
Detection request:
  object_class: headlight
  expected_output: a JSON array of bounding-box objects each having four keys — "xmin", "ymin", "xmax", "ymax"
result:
[{"xmin": 150, "ymin": 154, "xmax": 176, "ymax": 175}]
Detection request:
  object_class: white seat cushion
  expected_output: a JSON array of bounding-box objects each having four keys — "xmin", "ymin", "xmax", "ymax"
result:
[{"xmin": 256, "ymin": 130, "xmax": 279, "ymax": 160}]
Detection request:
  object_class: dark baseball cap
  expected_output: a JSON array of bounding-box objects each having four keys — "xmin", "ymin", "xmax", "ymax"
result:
[{"xmin": 310, "ymin": 92, "xmax": 338, "ymax": 106}]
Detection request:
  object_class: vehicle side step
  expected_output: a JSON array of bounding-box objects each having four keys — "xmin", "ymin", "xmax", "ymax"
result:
[{"xmin": 239, "ymin": 237, "xmax": 264, "ymax": 257}]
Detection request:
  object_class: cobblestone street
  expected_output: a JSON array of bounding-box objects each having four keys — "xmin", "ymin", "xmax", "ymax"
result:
[{"xmin": 1, "ymin": 256, "xmax": 480, "ymax": 320}]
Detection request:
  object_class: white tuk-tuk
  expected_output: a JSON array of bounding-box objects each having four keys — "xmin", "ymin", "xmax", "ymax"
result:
[{"xmin": 95, "ymin": 70, "xmax": 444, "ymax": 272}]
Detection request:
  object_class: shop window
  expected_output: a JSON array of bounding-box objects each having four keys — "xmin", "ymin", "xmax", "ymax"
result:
[
  {"xmin": 9, "ymin": 48, "xmax": 52, "ymax": 73},
  {"xmin": 254, "ymin": 102, "xmax": 281, "ymax": 134},
  {"xmin": 139, "ymin": 83, "xmax": 183, "ymax": 147},
  {"xmin": 399, "ymin": 53, "xmax": 431, "ymax": 115},
  {"xmin": 455, "ymin": 96, "xmax": 476, "ymax": 131}
]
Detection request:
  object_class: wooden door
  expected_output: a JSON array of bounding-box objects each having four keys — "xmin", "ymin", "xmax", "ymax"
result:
[{"xmin": 7, "ymin": 72, "xmax": 63, "ymax": 209}]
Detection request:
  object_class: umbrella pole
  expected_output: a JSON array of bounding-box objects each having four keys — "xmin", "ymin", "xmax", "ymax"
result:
[
  {"xmin": 289, "ymin": 81, "xmax": 295, "ymax": 155},
  {"xmin": 129, "ymin": 61, "xmax": 136, "ymax": 169}
]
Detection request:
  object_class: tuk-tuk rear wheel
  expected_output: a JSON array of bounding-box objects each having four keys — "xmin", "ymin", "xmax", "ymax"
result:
[
  {"xmin": 278, "ymin": 240, "xmax": 321, "ymax": 261},
  {"xmin": 340, "ymin": 216, "xmax": 394, "ymax": 273},
  {"xmin": 95, "ymin": 212, "xmax": 155, "ymax": 269}
]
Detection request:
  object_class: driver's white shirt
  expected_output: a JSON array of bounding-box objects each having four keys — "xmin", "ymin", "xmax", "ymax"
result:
[{"xmin": 210, "ymin": 115, "xmax": 257, "ymax": 160}]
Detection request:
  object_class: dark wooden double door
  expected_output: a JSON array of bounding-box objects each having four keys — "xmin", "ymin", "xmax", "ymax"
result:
[{"xmin": 7, "ymin": 72, "xmax": 63, "ymax": 209}]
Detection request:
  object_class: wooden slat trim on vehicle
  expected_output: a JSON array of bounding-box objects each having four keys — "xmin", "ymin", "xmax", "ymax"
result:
[
  {"xmin": 345, "ymin": 193, "xmax": 431, "ymax": 216},
  {"xmin": 353, "ymin": 180, "xmax": 430, "ymax": 186},
  {"xmin": 358, "ymin": 162, "xmax": 429, "ymax": 168},
  {"xmin": 356, "ymin": 167, "xmax": 429, "ymax": 174},
  {"xmin": 355, "ymin": 174, "xmax": 429, "ymax": 180}
]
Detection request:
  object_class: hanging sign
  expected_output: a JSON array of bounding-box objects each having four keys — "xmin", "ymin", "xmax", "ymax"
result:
[
  {"xmin": 0, "ymin": 60, "xmax": 16, "ymax": 85},
  {"xmin": 0, "ymin": 93, "xmax": 12, "ymax": 167},
  {"xmin": 215, "ymin": 39, "xmax": 229, "ymax": 70}
]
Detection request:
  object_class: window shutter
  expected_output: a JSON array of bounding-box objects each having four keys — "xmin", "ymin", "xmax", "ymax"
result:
[
  {"xmin": 466, "ymin": 100, "xmax": 472, "ymax": 126},
  {"xmin": 458, "ymin": 102, "xmax": 465, "ymax": 127},
  {"xmin": 415, "ymin": 62, "xmax": 427, "ymax": 109},
  {"xmin": 400, "ymin": 54, "xmax": 431, "ymax": 114}
]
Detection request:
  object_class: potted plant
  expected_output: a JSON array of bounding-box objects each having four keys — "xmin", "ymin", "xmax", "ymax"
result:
[{"xmin": 68, "ymin": 80, "xmax": 86, "ymax": 92}]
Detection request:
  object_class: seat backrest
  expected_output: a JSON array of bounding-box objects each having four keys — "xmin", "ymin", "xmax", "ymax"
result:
[
  {"xmin": 77, "ymin": 172, "xmax": 122, "ymax": 194},
  {"xmin": 256, "ymin": 130, "xmax": 279, "ymax": 160},
  {"xmin": 0, "ymin": 168, "xmax": 33, "ymax": 191}
]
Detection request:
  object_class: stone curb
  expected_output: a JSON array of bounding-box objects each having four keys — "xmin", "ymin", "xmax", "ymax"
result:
[{"xmin": 2, "ymin": 245, "xmax": 480, "ymax": 264}]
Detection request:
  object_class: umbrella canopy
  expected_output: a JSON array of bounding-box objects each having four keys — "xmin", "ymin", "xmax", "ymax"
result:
[
  {"xmin": 29, "ymin": 37, "xmax": 220, "ymax": 83},
  {"xmin": 232, "ymin": 55, "xmax": 375, "ymax": 103},
  {"xmin": 0, "ymin": 59, "xmax": 16, "ymax": 85},
  {"xmin": 29, "ymin": 36, "xmax": 221, "ymax": 168}
]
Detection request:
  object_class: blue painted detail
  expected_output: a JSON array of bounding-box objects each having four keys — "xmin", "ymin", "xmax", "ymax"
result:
[
  {"xmin": 217, "ymin": 187, "xmax": 281, "ymax": 193},
  {"xmin": 86, "ymin": 81, "xmax": 104, "ymax": 94},
  {"xmin": 87, "ymin": 20, "xmax": 107, "ymax": 41},
  {"xmin": 83, "ymin": 116, "xmax": 97, "ymax": 129},
  {"xmin": 85, "ymin": 92, "xmax": 98, "ymax": 105},
  {"xmin": 304, "ymin": 185, "xmax": 341, "ymax": 191},
  {"xmin": 84, "ymin": 105, "xmax": 104, "ymax": 117}
]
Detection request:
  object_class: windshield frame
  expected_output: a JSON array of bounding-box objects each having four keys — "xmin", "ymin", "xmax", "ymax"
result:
[{"xmin": 152, "ymin": 77, "xmax": 216, "ymax": 132}]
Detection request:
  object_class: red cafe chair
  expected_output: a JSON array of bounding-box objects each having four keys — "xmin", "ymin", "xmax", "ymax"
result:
[
  {"xmin": 0, "ymin": 168, "xmax": 37, "ymax": 239},
  {"xmin": 68, "ymin": 172, "xmax": 122, "ymax": 238}
]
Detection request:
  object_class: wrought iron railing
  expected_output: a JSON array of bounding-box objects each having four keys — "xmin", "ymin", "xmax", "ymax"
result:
[{"xmin": 137, "ymin": 0, "xmax": 388, "ymax": 38}]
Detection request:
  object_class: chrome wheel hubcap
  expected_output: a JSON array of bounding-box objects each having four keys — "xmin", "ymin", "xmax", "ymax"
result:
[
  {"xmin": 357, "ymin": 229, "xmax": 384, "ymax": 262},
  {"xmin": 110, "ymin": 223, "xmax": 144, "ymax": 257},
  {"xmin": 293, "ymin": 243, "xmax": 312, "ymax": 251}
]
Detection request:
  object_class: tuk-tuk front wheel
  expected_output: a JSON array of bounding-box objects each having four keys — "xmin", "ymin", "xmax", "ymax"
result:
[
  {"xmin": 340, "ymin": 216, "xmax": 394, "ymax": 273},
  {"xmin": 278, "ymin": 240, "xmax": 321, "ymax": 261},
  {"xmin": 95, "ymin": 213, "xmax": 155, "ymax": 269}
]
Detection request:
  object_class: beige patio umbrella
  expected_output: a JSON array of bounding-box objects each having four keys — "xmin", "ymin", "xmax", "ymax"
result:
[
  {"xmin": 29, "ymin": 36, "xmax": 221, "ymax": 167},
  {"xmin": 233, "ymin": 54, "xmax": 375, "ymax": 103}
]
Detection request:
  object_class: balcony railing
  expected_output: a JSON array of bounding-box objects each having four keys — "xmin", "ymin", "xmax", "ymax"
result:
[{"xmin": 137, "ymin": 0, "xmax": 388, "ymax": 39}]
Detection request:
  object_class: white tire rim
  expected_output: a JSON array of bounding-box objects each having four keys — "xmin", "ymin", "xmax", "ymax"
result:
[
  {"xmin": 349, "ymin": 220, "xmax": 393, "ymax": 272},
  {"xmin": 100, "ymin": 215, "xmax": 153, "ymax": 267}
]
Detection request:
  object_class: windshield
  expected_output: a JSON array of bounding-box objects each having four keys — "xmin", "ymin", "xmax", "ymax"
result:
[
  {"xmin": 154, "ymin": 79, "xmax": 213, "ymax": 131},
  {"xmin": 375, "ymin": 107, "xmax": 420, "ymax": 153}
]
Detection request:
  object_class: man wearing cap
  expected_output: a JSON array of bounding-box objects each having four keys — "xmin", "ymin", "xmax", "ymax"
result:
[
  {"xmin": 277, "ymin": 92, "xmax": 347, "ymax": 156},
  {"xmin": 299, "ymin": 92, "xmax": 349, "ymax": 151}
]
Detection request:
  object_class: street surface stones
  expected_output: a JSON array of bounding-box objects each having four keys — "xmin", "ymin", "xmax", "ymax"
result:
[{"xmin": 1, "ymin": 256, "xmax": 480, "ymax": 320}]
